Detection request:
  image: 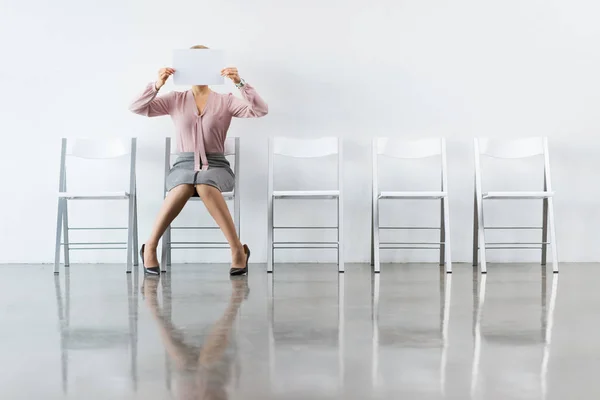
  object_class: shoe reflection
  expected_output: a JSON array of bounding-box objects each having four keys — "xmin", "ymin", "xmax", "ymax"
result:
[{"xmin": 143, "ymin": 276, "xmax": 248, "ymax": 400}]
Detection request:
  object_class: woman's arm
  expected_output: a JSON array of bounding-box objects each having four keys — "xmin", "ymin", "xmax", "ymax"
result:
[
  {"xmin": 220, "ymin": 67, "xmax": 268, "ymax": 118},
  {"xmin": 129, "ymin": 82, "xmax": 176, "ymax": 117},
  {"xmin": 228, "ymin": 84, "xmax": 269, "ymax": 118},
  {"xmin": 129, "ymin": 68, "xmax": 176, "ymax": 117}
]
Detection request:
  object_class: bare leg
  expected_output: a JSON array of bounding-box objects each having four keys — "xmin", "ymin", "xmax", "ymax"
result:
[
  {"xmin": 196, "ymin": 184, "xmax": 245, "ymax": 269},
  {"xmin": 144, "ymin": 184, "xmax": 195, "ymax": 267}
]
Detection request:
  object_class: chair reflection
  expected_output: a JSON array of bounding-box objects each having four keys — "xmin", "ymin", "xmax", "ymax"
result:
[
  {"xmin": 371, "ymin": 272, "xmax": 452, "ymax": 396},
  {"xmin": 53, "ymin": 269, "xmax": 139, "ymax": 393},
  {"xmin": 145, "ymin": 276, "xmax": 247, "ymax": 399},
  {"xmin": 267, "ymin": 273, "xmax": 346, "ymax": 395},
  {"xmin": 470, "ymin": 270, "xmax": 559, "ymax": 399}
]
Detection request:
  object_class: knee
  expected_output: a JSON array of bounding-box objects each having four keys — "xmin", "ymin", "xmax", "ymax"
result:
[{"xmin": 196, "ymin": 184, "xmax": 219, "ymax": 198}]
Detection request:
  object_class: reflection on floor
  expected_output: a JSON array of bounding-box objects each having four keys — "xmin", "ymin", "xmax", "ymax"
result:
[{"xmin": 0, "ymin": 263, "xmax": 596, "ymax": 399}]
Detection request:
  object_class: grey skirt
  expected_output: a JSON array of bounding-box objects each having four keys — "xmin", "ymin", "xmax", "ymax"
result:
[{"xmin": 166, "ymin": 153, "xmax": 235, "ymax": 194}]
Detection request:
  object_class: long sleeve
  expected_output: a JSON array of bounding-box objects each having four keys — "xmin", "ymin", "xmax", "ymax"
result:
[
  {"xmin": 228, "ymin": 84, "xmax": 269, "ymax": 118},
  {"xmin": 129, "ymin": 82, "xmax": 176, "ymax": 117}
]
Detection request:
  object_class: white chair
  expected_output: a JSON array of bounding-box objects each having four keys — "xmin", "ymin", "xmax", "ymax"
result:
[
  {"xmin": 54, "ymin": 138, "xmax": 139, "ymax": 274},
  {"xmin": 371, "ymin": 138, "xmax": 451, "ymax": 273},
  {"xmin": 267, "ymin": 137, "xmax": 344, "ymax": 273},
  {"xmin": 473, "ymin": 137, "xmax": 558, "ymax": 274},
  {"xmin": 161, "ymin": 137, "xmax": 240, "ymax": 271}
]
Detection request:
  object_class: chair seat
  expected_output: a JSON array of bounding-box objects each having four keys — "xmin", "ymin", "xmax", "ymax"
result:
[
  {"xmin": 167, "ymin": 191, "xmax": 234, "ymax": 200},
  {"xmin": 59, "ymin": 191, "xmax": 130, "ymax": 200},
  {"xmin": 379, "ymin": 191, "xmax": 447, "ymax": 199},
  {"xmin": 483, "ymin": 191, "xmax": 554, "ymax": 199},
  {"xmin": 273, "ymin": 190, "xmax": 340, "ymax": 199}
]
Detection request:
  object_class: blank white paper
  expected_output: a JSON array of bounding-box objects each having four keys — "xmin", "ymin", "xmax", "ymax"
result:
[{"xmin": 172, "ymin": 49, "xmax": 225, "ymax": 86}]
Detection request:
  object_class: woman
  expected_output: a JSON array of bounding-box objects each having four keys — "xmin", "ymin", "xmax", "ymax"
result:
[
  {"xmin": 143, "ymin": 276, "xmax": 248, "ymax": 399},
  {"xmin": 129, "ymin": 45, "xmax": 268, "ymax": 276}
]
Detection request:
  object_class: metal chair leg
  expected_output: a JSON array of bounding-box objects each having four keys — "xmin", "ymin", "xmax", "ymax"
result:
[
  {"xmin": 548, "ymin": 198, "xmax": 559, "ymax": 273},
  {"xmin": 166, "ymin": 225, "xmax": 172, "ymax": 269},
  {"xmin": 440, "ymin": 198, "xmax": 446, "ymax": 267},
  {"xmin": 234, "ymin": 194, "xmax": 241, "ymax": 239},
  {"xmin": 337, "ymin": 197, "xmax": 344, "ymax": 273},
  {"xmin": 476, "ymin": 195, "xmax": 487, "ymax": 273},
  {"xmin": 126, "ymin": 195, "xmax": 135, "ymax": 273},
  {"xmin": 541, "ymin": 198, "xmax": 549, "ymax": 266},
  {"xmin": 472, "ymin": 194, "xmax": 479, "ymax": 267},
  {"xmin": 63, "ymin": 200, "xmax": 70, "ymax": 267},
  {"xmin": 267, "ymin": 197, "xmax": 274, "ymax": 273},
  {"xmin": 133, "ymin": 194, "xmax": 139, "ymax": 267},
  {"xmin": 370, "ymin": 200, "xmax": 375, "ymax": 267},
  {"xmin": 54, "ymin": 199, "xmax": 64, "ymax": 274},
  {"xmin": 160, "ymin": 234, "xmax": 168, "ymax": 273},
  {"xmin": 443, "ymin": 195, "xmax": 452, "ymax": 273},
  {"xmin": 373, "ymin": 197, "xmax": 381, "ymax": 274}
]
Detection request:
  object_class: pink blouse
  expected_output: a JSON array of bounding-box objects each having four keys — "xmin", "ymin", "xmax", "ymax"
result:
[{"xmin": 129, "ymin": 82, "xmax": 268, "ymax": 171}]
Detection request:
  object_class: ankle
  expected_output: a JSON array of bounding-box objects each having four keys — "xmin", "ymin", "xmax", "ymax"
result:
[
  {"xmin": 145, "ymin": 241, "xmax": 158, "ymax": 251},
  {"xmin": 231, "ymin": 243, "xmax": 244, "ymax": 255}
]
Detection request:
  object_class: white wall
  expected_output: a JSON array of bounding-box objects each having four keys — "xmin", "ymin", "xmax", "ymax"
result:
[{"xmin": 1, "ymin": 0, "xmax": 600, "ymax": 264}]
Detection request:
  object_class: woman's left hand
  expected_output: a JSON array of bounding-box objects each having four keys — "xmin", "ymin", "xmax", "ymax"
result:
[{"xmin": 221, "ymin": 67, "xmax": 241, "ymax": 84}]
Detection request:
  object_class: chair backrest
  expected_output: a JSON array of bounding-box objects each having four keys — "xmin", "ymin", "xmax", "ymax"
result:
[
  {"xmin": 67, "ymin": 138, "xmax": 132, "ymax": 159},
  {"xmin": 473, "ymin": 137, "xmax": 552, "ymax": 192},
  {"xmin": 59, "ymin": 137, "xmax": 137, "ymax": 193},
  {"xmin": 375, "ymin": 138, "xmax": 443, "ymax": 159},
  {"xmin": 372, "ymin": 137, "xmax": 448, "ymax": 192},
  {"xmin": 268, "ymin": 136, "xmax": 343, "ymax": 192},
  {"xmin": 476, "ymin": 137, "xmax": 546, "ymax": 159},
  {"xmin": 272, "ymin": 137, "xmax": 339, "ymax": 158}
]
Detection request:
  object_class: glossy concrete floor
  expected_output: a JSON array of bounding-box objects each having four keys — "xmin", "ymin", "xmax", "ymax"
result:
[{"xmin": 0, "ymin": 263, "xmax": 598, "ymax": 399}]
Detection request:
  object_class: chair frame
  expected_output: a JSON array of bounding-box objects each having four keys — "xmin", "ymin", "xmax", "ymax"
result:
[
  {"xmin": 267, "ymin": 137, "xmax": 344, "ymax": 273},
  {"xmin": 161, "ymin": 136, "xmax": 240, "ymax": 271},
  {"xmin": 371, "ymin": 138, "xmax": 452, "ymax": 274},
  {"xmin": 54, "ymin": 138, "xmax": 139, "ymax": 274},
  {"xmin": 472, "ymin": 137, "xmax": 558, "ymax": 274}
]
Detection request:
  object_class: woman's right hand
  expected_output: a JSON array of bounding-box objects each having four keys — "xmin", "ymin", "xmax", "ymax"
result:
[{"xmin": 155, "ymin": 67, "xmax": 175, "ymax": 90}]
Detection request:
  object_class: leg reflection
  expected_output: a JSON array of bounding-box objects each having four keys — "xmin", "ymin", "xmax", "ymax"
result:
[{"xmin": 144, "ymin": 276, "xmax": 247, "ymax": 399}]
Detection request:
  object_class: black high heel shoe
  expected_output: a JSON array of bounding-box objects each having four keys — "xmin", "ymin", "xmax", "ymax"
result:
[
  {"xmin": 229, "ymin": 244, "xmax": 250, "ymax": 276},
  {"xmin": 141, "ymin": 244, "xmax": 160, "ymax": 276}
]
